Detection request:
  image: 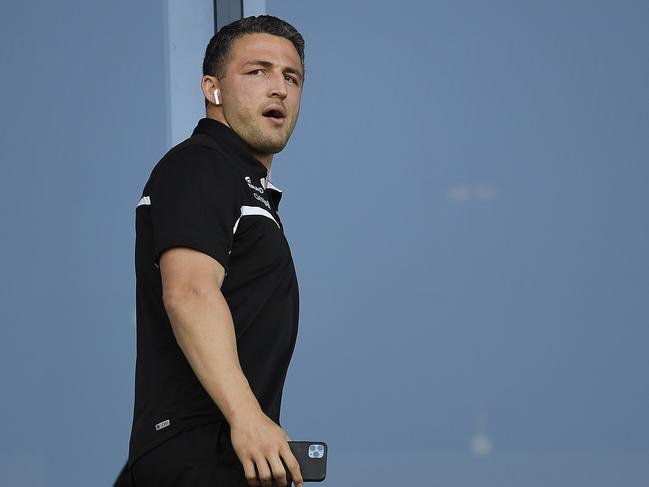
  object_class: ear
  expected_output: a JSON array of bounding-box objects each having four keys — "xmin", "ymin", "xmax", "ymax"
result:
[{"xmin": 201, "ymin": 75, "xmax": 221, "ymax": 106}]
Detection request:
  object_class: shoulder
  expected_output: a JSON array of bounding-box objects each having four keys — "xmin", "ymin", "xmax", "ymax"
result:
[{"xmin": 151, "ymin": 136, "xmax": 241, "ymax": 184}]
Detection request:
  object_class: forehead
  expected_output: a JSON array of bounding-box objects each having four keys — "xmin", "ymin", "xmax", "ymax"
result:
[{"xmin": 228, "ymin": 33, "xmax": 302, "ymax": 71}]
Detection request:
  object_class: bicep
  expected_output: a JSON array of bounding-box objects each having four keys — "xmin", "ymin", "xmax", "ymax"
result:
[{"xmin": 159, "ymin": 246, "xmax": 226, "ymax": 306}]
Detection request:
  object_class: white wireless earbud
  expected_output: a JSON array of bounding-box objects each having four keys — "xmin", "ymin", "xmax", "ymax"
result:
[{"xmin": 213, "ymin": 88, "xmax": 221, "ymax": 106}]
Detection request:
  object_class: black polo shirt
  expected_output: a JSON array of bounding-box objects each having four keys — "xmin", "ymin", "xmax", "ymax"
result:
[{"xmin": 127, "ymin": 118, "xmax": 300, "ymax": 468}]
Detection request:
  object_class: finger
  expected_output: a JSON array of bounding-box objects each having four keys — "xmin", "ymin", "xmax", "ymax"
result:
[
  {"xmin": 280, "ymin": 443, "xmax": 303, "ymax": 487},
  {"xmin": 268, "ymin": 453, "xmax": 289, "ymax": 487},
  {"xmin": 242, "ymin": 458, "xmax": 259, "ymax": 487},
  {"xmin": 254, "ymin": 456, "xmax": 273, "ymax": 487}
]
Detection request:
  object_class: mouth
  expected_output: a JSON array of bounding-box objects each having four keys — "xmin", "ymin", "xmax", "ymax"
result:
[{"xmin": 262, "ymin": 106, "xmax": 287, "ymax": 125}]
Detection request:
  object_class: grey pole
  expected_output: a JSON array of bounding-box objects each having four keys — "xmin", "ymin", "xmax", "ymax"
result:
[
  {"xmin": 214, "ymin": 0, "xmax": 243, "ymax": 32},
  {"xmin": 215, "ymin": 0, "xmax": 267, "ymax": 33}
]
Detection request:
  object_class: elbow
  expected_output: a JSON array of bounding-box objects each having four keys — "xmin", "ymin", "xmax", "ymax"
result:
[
  {"xmin": 162, "ymin": 288, "xmax": 181, "ymax": 312},
  {"xmin": 162, "ymin": 286, "xmax": 202, "ymax": 314},
  {"xmin": 162, "ymin": 283, "xmax": 220, "ymax": 314}
]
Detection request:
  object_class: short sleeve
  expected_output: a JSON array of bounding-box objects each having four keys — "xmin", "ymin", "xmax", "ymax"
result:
[{"xmin": 150, "ymin": 145, "xmax": 242, "ymax": 271}]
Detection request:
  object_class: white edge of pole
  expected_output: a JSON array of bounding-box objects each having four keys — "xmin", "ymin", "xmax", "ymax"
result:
[{"xmin": 166, "ymin": 0, "xmax": 214, "ymax": 146}]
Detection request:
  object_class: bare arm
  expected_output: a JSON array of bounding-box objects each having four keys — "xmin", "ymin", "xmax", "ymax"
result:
[
  {"xmin": 160, "ymin": 247, "xmax": 260, "ymax": 423},
  {"xmin": 159, "ymin": 247, "xmax": 303, "ymax": 487}
]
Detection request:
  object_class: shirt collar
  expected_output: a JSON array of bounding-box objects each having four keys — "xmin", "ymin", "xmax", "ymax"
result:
[
  {"xmin": 261, "ymin": 177, "xmax": 283, "ymax": 206},
  {"xmin": 192, "ymin": 117, "xmax": 268, "ymax": 179},
  {"xmin": 261, "ymin": 177, "xmax": 282, "ymax": 193}
]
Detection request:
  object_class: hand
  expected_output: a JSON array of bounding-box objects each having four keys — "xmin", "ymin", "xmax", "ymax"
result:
[{"xmin": 229, "ymin": 410, "xmax": 304, "ymax": 487}]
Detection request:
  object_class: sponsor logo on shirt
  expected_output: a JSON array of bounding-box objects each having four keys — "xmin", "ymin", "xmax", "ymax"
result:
[
  {"xmin": 253, "ymin": 192, "xmax": 271, "ymax": 209},
  {"xmin": 245, "ymin": 176, "xmax": 265, "ymax": 194}
]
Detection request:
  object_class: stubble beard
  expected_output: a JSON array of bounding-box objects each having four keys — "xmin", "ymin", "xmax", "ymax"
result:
[
  {"xmin": 242, "ymin": 122, "xmax": 291, "ymax": 155},
  {"xmin": 225, "ymin": 111, "xmax": 292, "ymax": 156}
]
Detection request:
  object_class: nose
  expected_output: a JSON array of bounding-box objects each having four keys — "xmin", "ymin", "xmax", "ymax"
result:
[{"xmin": 268, "ymin": 71, "xmax": 287, "ymax": 99}]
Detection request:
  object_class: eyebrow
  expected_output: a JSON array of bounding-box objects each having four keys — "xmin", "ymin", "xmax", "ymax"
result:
[{"xmin": 243, "ymin": 60, "xmax": 304, "ymax": 81}]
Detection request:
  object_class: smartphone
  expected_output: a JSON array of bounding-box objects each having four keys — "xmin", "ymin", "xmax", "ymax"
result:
[{"xmin": 285, "ymin": 441, "xmax": 327, "ymax": 482}]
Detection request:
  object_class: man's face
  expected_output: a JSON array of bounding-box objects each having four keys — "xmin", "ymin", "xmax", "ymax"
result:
[{"xmin": 218, "ymin": 33, "xmax": 303, "ymax": 156}]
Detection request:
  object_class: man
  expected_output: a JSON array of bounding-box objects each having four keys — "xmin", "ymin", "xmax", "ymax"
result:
[{"xmin": 118, "ymin": 15, "xmax": 306, "ymax": 487}]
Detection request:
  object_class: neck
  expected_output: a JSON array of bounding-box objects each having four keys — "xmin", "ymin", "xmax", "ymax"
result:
[
  {"xmin": 206, "ymin": 109, "xmax": 273, "ymax": 173},
  {"xmin": 253, "ymin": 151, "xmax": 273, "ymax": 172}
]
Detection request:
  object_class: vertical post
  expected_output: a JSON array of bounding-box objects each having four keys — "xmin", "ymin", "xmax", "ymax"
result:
[
  {"xmin": 214, "ymin": 0, "xmax": 243, "ymax": 32},
  {"xmin": 166, "ymin": 0, "xmax": 214, "ymax": 145},
  {"xmin": 214, "ymin": 0, "xmax": 266, "ymax": 32}
]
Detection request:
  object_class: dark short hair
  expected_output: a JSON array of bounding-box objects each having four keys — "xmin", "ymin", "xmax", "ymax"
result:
[{"xmin": 203, "ymin": 15, "xmax": 305, "ymax": 80}]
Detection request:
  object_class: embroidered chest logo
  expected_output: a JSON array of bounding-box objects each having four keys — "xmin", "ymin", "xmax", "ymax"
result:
[
  {"xmin": 245, "ymin": 176, "xmax": 265, "ymax": 194},
  {"xmin": 253, "ymin": 192, "xmax": 271, "ymax": 209}
]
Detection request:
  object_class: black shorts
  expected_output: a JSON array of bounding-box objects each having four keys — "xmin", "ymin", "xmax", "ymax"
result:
[{"xmin": 129, "ymin": 420, "xmax": 293, "ymax": 487}]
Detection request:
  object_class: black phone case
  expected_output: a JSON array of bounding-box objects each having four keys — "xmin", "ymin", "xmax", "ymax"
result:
[{"xmin": 286, "ymin": 441, "xmax": 327, "ymax": 482}]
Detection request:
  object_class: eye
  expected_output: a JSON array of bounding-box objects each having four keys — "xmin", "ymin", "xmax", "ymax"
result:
[
  {"xmin": 284, "ymin": 74, "xmax": 298, "ymax": 85},
  {"xmin": 250, "ymin": 69, "xmax": 265, "ymax": 76}
]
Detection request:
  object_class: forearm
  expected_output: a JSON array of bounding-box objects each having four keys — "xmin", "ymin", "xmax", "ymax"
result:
[{"xmin": 163, "ymin": 290, "xmax": 261, "ymax": 425}]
